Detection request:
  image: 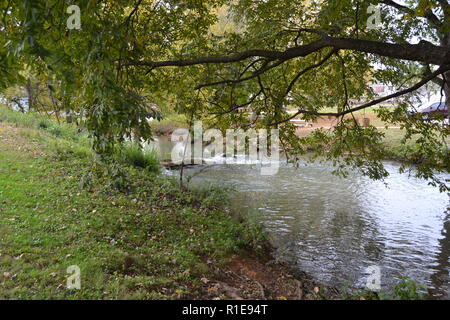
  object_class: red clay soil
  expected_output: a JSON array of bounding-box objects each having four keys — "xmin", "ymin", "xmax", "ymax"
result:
[
  {"xmin": 201, "ymin": 251, "xmax": 340, "ymax": 300},
  {"xmin": 294, "ymin": 114, "xmax": 383, "ymax": 138}
]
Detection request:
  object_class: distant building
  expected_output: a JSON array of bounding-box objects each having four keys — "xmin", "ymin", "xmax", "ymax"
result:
[
  {"xmin": 369, "ymin": 84, "xmax": 396, "ymax": 96},
  {"xmin": 357, "ymin": 82, "xmax": 441, "ymax": 108},
  {"xmin": 349, "ymin": 83, "xmax": 398, "ymax": 106}
]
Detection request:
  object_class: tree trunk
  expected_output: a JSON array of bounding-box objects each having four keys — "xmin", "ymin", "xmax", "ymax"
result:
[
  {"xmin": 445, "ymin": 78, "xmax": 450, "ymax": 123},
  {"xmin": 440, "ymin": 32, "xmax": 450, "ymax": 123},
  {"xmin": 26, "ymin": 78, "xmax": 34, "ymax": 113}
]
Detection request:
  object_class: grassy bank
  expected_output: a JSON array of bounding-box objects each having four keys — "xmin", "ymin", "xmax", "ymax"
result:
[
  {"xmin": 0, "ymin": 107, "xmax": 325, "ymax": 300},
  {"xmin": 0, "ymin": 107, "xmax": 429, "ymax": 300},
  {"xmin": 0, "ymin": 108, "xmax": 265, "ymax": 299}
]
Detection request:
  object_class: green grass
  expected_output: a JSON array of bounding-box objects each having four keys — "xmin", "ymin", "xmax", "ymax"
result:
[
  {"xmin": 0, "ymin": 108, "xmax": 263, "ymax": 299},
  {"xmin": 380, "ymin": 128, "xmax": 450, "ymax": 161},
  {"xmin": 0, "ymin": 106, "xmax": 163, "ymax": 173},
  {"xmin": 117, "ymin": 143, "xmax": 161, "ymax": 174},
  {"xmin": 0, "ymin": 106, "xmax": 84, "ymax": 142},
  {"xmin": 316, "ymin": 106, "xmax": 381, "ymax": 115}
]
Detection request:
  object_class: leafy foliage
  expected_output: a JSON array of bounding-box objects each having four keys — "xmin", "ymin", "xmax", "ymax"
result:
[
  {"xmin": 1, "ymin": 0, "xmax": 449, "ymax": 187},
  {"xmin": 118, "ymin": 142, "xmax": 161, "ymax": 173}
]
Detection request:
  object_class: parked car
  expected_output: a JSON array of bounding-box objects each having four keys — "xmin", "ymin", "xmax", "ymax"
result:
[
  {"xmin": 408, "ymin": 102, "xmax": 448, "ymax": 122},
  {"xmin": 420, "ymin": 102, "xmax": 448, "ymax": 116}
]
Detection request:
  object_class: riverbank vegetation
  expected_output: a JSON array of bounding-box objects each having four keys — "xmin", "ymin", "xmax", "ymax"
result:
[
  {"xmin": 1, "ymin": 0, "xmax": 448, "ymax": 302},
  {"xmin": 2, "ymin": 0, "xmax": 450, "ymax": 193},
  {"xmin": 1, "ymin": 106, "xmax": 430, "ymax": 300},
  {"xmin": 0, "ymin": 107, "xmax": 257, "ymax": 298},
  {"xmin": 0, "ymin": 106, "xmax": 331, "ymax": 299}
]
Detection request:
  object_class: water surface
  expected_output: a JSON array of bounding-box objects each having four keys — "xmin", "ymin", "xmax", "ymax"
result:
[{"xmin": 152, "ymin": 138, "xmax": 450, "ymax": 297}]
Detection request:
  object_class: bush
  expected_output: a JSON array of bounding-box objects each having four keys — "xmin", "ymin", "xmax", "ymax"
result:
[
  {"xmin": 392, "ymin": 277, "xmax": 426, "ymax": 300},
  {"xmin": 38, "ymin": 118, "xmax": 52, "ymax": 129},
  {"xmin": 119, "ymin": 142, "xmax": 161, "ymax": 173}
]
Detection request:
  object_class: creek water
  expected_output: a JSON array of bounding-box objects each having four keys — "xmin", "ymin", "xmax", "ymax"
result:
[{"xmin": 151, "ymin": 137, "xmax": 450, "ymax": 298}]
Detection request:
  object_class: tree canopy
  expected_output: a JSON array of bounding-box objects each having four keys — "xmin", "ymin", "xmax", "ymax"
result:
[{"xmin": 1, "ymin": 0, "xmax": 449, "ymax": 189}]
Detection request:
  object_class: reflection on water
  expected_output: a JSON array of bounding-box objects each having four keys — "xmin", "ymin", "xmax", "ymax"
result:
[
  {"xmin": 430, "ymin": 211, "xmax": 450, "ymax": 297},
  {"xmin": 152, "ymin": 137, "xmax": 450, "ymax": 298}
]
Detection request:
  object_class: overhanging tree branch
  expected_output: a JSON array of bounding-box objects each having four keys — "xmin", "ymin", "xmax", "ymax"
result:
[
  {"xmin": 271, "ymin": 64, "xmax": 450, "ymax": 125},
  {"xmin": 126, "ymin": 36, "xmax": 450, "ymax": 70},
  {"xmin": 423, "ymin": 64, "xmax": 445, "ymax": 87},
  {"xmin": 284, "ymin": 48, "xmax": 338, "ymax": 97},
  {"xmin": 194, "ymin": 59, "xmax": 285, "ymax": 90}
]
